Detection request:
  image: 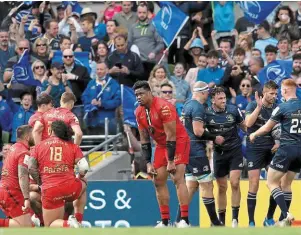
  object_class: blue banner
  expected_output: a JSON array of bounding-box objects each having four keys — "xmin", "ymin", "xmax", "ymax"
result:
[
  {"xmin": 237, "ymin": 1, "xmax": 281, "ymax": 24},
  {"xmin": 11, "ymin": 50, "xmax": 41, "ymax": 87},
  {"xmin": 62, "ymin": 1, "xmax": 82, "ymax": 14},
  {"xmin": 122, "ymin": 85, "xmax": 138, "ymax": 128},
  {"xmin": 152, "ymin": 2, "xmax": 189, "ymax": 47},
  {"xmin": 258, "ymin": 60, "xmax": 292, "ymax": 86},
  {"xmin": 82, "ymin": 180, "xmax": 199, "ymax": 227},
  {"xmin": 52, "ymin": 51, "xmax": 91, "ymax": 74}
]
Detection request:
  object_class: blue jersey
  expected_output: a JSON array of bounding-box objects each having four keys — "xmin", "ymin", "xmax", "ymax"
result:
[
  {"xmin": 245, "ymin": 101, "xmax": 276, "ymax": 146},
  {"xmin": 205, "ymin": 104, "xmax": 244, "ymax": 151},
  {"xmin": 181, "ymin": 99, "xmax": 206, "ymax": 158},
  {"xmin": 270, "ymin": 98, "xmax": 301, "ymax": 146}
]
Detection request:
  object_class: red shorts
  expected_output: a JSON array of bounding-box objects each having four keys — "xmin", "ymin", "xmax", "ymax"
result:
[
  {"xmin": 0, "ymin": 187, "xmax": 31, "ymax": 218},
  {"xmin": 153, "ymin": 140, "xmax": 190, "ymax": 169},
  {"xmin": 42, "ymin": 178, "xmax": 82, "ymax": 210}
]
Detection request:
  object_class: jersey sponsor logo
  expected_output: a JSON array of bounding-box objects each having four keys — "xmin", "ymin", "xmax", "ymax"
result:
[
  {"xmin": 18, "ymin": 113, "xmax": 23, "ymax": 119},
  {"xmin": 238, "ymin": 162, "xmax": 244, "ymax": 168},
  {"xmin": 161, "ymin": 105, "xmax": 171, "ymax": 117},
  {"xmin": 248, "ymin": 162, "xmax": 253, "ymax": 168},
  {"xmin": 226, "ymin": 114, "xmax": 234, "ymax": 122},
  {"xmin": 193, "ymin": 168, "xmax": 198, "ymax": 174},
  {"xmin": 203, "ymin": 165, "xmax": 209, "ymax": 172},
  {"xmin": 210, "ymin": 119, "xmax": 215, "ymax": 124}
]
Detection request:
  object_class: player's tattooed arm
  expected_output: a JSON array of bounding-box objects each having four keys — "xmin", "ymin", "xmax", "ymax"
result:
[
  {"xmin": 28, "ymin": 157, "xmax": 41, "ymax": 186},
  {"xmin": 18, "ymin": 165, "xmax": 30, "ymax": 199},
  {"xmin": 138, "ymin": 128, "xmax": 151, "ymax": 144}
]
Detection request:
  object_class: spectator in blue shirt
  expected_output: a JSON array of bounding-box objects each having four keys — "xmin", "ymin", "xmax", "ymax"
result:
[
  {"xmin": 79, "ymin": 16, "xmax": 102, "ymax": 52},
  {"xmin": 197, "ymin": 50, "xmax": 224, "ymax": 87},
  {"xmin": 82, "ymin": 62, "xmax": 121, "ymax": 134},
  {"xmin": 212, "ymin": 1, "xmax": 235, "ymax": 32},
  {"xmin": 0, "ymin": 93, "xmax": 13, "ymax": 132},
  {"xmin": 11, "ymin": 92, "xmax": 35, "ymax": 142}
]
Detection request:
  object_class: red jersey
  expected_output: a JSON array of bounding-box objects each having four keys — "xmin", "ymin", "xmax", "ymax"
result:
[
  {"xmin": 31, "ymin": 136, "xmax": 83, "ymax": 190},
  {"xmin": 28, "ymin": 111, "xmax": 43, "ymax": 127},
  {"xmin": 40, "ymin": 107, "xmax": 80, "ymax": 141},
  {"xmin": 135, "ymin": 97, "xmax": 189, "ymax": 147},
  {"xmin": 0, "ymin": 142, "xmax": 30, "ymax": 189}
]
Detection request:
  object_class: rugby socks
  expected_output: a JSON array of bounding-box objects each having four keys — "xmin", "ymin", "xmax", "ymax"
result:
[
  {"xmin": 202, "ymin": 197, "xmax": 220, "ymax": 225},
  {"xmin": 0, "ymin": 219, "xmax": 9, "ymax": 227},
  {"xmin": 63, "ymin": 220, "xmax": 70, "ymax": 227},
  {"xmin": 247, "ymin": 192, "xmax": 257, "ymax": 224},
  {"xmin": 218, "ymin": 209, "xmax": 226, "ymax": 225},
  {"xmin": 271, "ymin": 188, "xmax": 288, "ymax": 219},
  {"xmin": 232, "ymin": 206, "xmax": 240, "ymax": 221},
  {"xmin": 63, "ymin": 212, "xmax": 69, "ymax": 220},
  {"xmin": 159, "ymin": 205, "xmax": 170, "ymax": 226},
  {"xmin": 180, "ymin": 204, "xmax": 189, "ymax": 224},
  {"xmin": 279, "ymin": 192, "xmax": 292, "ymax": 221},
  {"xmin": 176, "ymin": 204, "xmax": 181, "ymax": 223},
  {"xmin": 266, "ymin": 195, "xmax": 277, "ymax": 219},
  {"xmin": 74, "ymin": 213, "xmax": 83, "ymax": 223}
]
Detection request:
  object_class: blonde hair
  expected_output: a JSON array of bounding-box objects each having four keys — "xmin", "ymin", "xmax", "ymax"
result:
[{"xmin": 32, "ymin": 38, "xmax": 49, "ymax": 55}]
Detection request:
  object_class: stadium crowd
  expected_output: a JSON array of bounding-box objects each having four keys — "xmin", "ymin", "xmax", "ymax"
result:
[{"xmin": 0, "ymin": 0, "xmax": 301, "ymax": 229}]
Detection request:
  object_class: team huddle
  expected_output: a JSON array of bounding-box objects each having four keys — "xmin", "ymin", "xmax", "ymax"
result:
[
  {"xmin": 0, "ymin": 92, "xmax": 89, "ymax": 228},
  {"xmin": 134, "ymin": 78, "xmax": 301, "ymax": 228}
]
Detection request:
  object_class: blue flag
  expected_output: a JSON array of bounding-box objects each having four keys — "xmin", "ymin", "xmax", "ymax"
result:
[
  {"xmin": 122, "ymin": 85, "xmax": 138, "ymax": 128},
  {"xmin": 258, "ymin": 60, "xmax": 292, "ymax": 86},
  {"xmin": 11, "ymin": 50, "xmax": 41, "ymax": 87},
  {"xmin": 237, "ymin": 1, "xmax": 281, "ymax": 24},
  {"xmin": 52, "ymin": 51, "xmax": 91, "ymax": 74},
  {"xmin": 152, "ymin": 2, "xmax": 189, "ymax": 47},
  {"xmin": 62, "ymin": 1, "xmax": 82, "ymax": 14}
]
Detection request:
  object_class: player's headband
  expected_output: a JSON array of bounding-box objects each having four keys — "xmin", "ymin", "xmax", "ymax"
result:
[{"xmin": 193, "ymin": 86, "xmax": 209, "ymax": 92}]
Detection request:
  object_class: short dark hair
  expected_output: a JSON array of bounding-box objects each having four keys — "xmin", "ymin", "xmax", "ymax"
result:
[
  {"xmin": 59, "ymin": 36, "xmax": 71, "ymax": 45},
  {"xmin": 114, "ymin": 34, "xmax": 127, "ymax": 43},
  {"xmin": 20, "ymin": 92, "xmax": 32, "ymax": 100},
  {"xmin": 251, "ymin": 48, "xmax": 261, "ymax": 55},
  {"xmin": 107, "ymin": 19, "xmax": 119, "ymax": 27},
  {"xmin": 51, "ymin": 120, "xmax": 74, "ymax": 141},
  {"xmin": 265, "ymin": 45, "xmax": 278, "ymax": 54},
  {"xmin": 251, "ymin": 56, "xmax": 264, "ymax": 68},
  {"xmin": 210, "ymin": 87, "xmax": 225, "ymax": 98},
  {"xmin": 264, "ymin": 80, "xmax": 278, "ymax": 90},
  {"xmin": 0, "ymin": 28, "xmax": 8, "ymax": 33},
  {"xmin": 207, "ymin": 50, "xmax": 219, "ymax": 59},
  {"xmin": 220, "ymin": 38, "xmax": 232, "ymax": 48},
  {"xmin": 160, "ymin": 83, "xmax": 173, "ymax": 89},
  {"xmin": 133, "ymin": 81, "xmax": 151, "ymax": 91},
  {"xmin": 233, "ymin": 47, "xmax": 245, "ymax": 56},
  {"xmin": 293, "ymin": 53, "xmax": 301, "ymax": 61},
  {"xmin": 36, "ymin": 93, "xmax": 53, "ymax": 107},
  {"xmin": 44, "ymin": 19, "xmax": 58, "ymax": 30},
  {"xmin": 17, "ymin": 125, "xmax": 32, "ymax": 140}
]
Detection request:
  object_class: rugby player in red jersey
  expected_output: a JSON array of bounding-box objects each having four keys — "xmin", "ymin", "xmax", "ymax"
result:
[
  {"xmin": 133, "ymin": 81, "xmax": 190, "ymax": 228},
  {"xmin": 29, "ymin": 120, "xmax": 88, "ymax": 228},
  {"xmin": 0, "ymin": 125, "xmax": 34, "ymax": 227},
  {"xmin": 33, "ymin": 92, "xmax": 83, "ymax": 145}
]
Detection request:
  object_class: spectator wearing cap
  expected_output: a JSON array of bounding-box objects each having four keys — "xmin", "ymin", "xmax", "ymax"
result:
[
  {"xmin": 222, "ymin": 47, "xmax": 249, "ymax": 98},
  {"xmin": 106, "ymin": 34, "xmax": 143, "ymax": 87},
  {"xmin": 0, "ymin": 28, "xmax": 15, "ymax": 82},
  {"xmin": 79, "ymin": 16, "xmax": 103, "ymax": 52},
  {"xmin": 291, "ymin": 53, "xmax": 301, "ymax": 79},
  {"xmin": 42, "ymin": 62, "xmax": 72, "ymax": 107},
  {"xmin": 56, "ymin": 4, "xmax": 66, "ymax": 22},
  {"xmin": 62, "ymin": 49, "xmax": 90, "ymax": 104},
  {"xmin": 183, "ymin": 27, "xmax": 208, "ymax": 69},
  {"xmin": 271, "ymin": 6, "xmax": 300, "ymax": 42},
  {"xmin": 11, "ymin": 92, "xmax": 34, "ymax": 142},
  {"xmin": 128, "ymin": 3, "xmax": 164, "ymax": 79},
  {"xmin": 82, "ymin": 61, "xmax": 121, "ymax": 135},
  {"xmin": 196, "ymin": 50, "xmax": 224, "ymax": 88},
  {"xmin": 113, "ymin": 2, "xmax": 138, "ymax": 32},
  {"xmin": 277, "ymin": 37, "xmax": 293, "ymax": 61},
  {"xmin": 254, "ymin": 20, "xmax": 278, "ymax": 63}
]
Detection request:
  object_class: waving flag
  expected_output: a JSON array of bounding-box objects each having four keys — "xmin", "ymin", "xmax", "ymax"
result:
[
  {"xmin": 237, "ymin": 1, "xmax": 281, "ymax": 24},
  {"xmin": 121, "ymin": 85, "xmax": 138, "ymax": 128},
  {"xmin": 11, "ymin": 50, "xmax": 41, "ymax": 87},
  {"xmin": 62, "ymin": 1, "xmax": 82, "ymax": 14},
  {"xmin": 52, "ymin": 51, "xmax": 91, "ymax": 73},
  {"xmin": 152, "ymin": 2, "xmax": 189, "ymax": 47}
]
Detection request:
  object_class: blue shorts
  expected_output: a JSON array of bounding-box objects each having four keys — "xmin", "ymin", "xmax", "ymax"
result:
[
  {"xmin": 246, "ymin": 142, "xmax": 274, "ymax": 170},
  {"xmin": 270, "ymin": 145, "xmax": 301, "ymax": 173}
]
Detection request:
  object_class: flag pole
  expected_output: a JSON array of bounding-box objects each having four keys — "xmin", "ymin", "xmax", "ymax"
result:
[{"xmin": 157, "ymin": 16, "xmax": 189, "ymax": 65}]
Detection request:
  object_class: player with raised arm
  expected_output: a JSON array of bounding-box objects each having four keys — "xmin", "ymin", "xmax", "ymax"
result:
[
  {"xmin": 134, "ymin": 81, "xmax": 190, "ymax": 228},
  {"xmin": 33, "ymin": 92, "xmax": 83, "ymax": 145},
  {"xmin": 0, "ymin": 125, "xmax": 35, "ymax": 227},
  {"xmin": 29, "ymin": 120, "xmax": 88, "ymax": 228},
  {"xmin": 204, "ymin": 87, "xmax": 246, "ymax": 227},
  {"xmin": 245, "ymin": 81, "xmax": 279, "ymax": 227},
  {"xmin": 179, "ymin": 81, "xmax": 223, "ymax": 226},
  {"xmin": 250, "ymin": 79, "xmax": 301, "ymax": 227}
]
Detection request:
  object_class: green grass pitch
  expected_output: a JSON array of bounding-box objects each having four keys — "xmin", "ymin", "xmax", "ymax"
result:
[{"xmin": 0, "ymin": 228, "xmax": 300, "ymax": 235}]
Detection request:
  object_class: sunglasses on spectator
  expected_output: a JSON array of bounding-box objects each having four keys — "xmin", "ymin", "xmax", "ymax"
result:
[
  {"xmin": 37, "ymin": 44, "xmax": 46, "ymax": 47},
  {"xmin": 161, "ymin": 91, "xmax": 173, "ymax": 94},
  {"xmin": 297, "ymin": 83, "xmax": 301, "ymax": 88},
  {"xmin": 19, "ymin": 47, "xmax": 28, "ymax": 51},
  {"xmin": 34, "ymin": 66, "xmax": 44, "ymax": 69},
  {"xmin": 241, "ymin": 84, "xmax": 251, "ymax": 88},
  {"xmin": 64, "ymin": 55, "xmax": 74, "ymax": 59}
]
